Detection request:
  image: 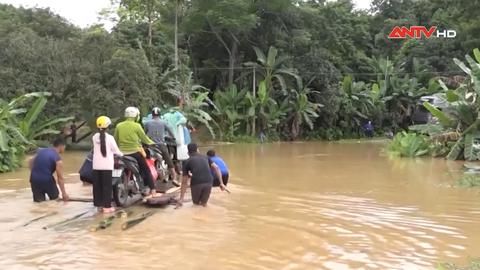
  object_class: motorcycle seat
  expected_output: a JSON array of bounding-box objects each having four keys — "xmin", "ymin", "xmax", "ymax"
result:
[{"xmin": 122, "ymin": 156, "xmax": 139, "ymax": 164}]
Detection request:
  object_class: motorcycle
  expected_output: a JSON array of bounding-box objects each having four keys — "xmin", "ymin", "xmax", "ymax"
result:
[
  {"xmin": 112, "ymin": 154, "xmax": 143, "ymax": 207},
  {"xmin": 112, "ymin": 143, "xmax": 178, "ymax": 207}
]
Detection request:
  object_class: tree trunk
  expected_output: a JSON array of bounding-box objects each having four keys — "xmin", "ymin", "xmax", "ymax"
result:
[
  {"xmin": 174, "ymin": 0, "xmax": 179, "ymax": 69},
  {"xmin": 251, "ymin": 68, "xmax": 256, "ymax": 137},
  {"xmin": 147, "ymin": 0, "xmax": 153, "ymax": 58},
  {"xmin": 148, "ymin": 20, "xmax": 153, "ymax": 48},
  {"xmin": 228, "ymin": 40, "xmax": 238, "ymax": 87}
]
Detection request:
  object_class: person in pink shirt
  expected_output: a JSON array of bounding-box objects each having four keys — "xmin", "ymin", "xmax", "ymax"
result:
[{"xmin": 92, "ymin": 116, "xmax": 123, "ymax": 213}]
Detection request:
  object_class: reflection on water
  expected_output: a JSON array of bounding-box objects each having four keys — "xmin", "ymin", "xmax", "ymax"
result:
[{"xmin": 1, "ymin": 142, "xmax": 479, "ymax": 270}]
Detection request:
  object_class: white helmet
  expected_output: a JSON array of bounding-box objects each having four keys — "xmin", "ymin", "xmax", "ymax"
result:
[
  {"xmin": 152, "ymin": 107, "xmax": 161, "ymax": 116},
  {"xmin": 125, "ymin": 107, "xmax": 139, "ymax": 118}
]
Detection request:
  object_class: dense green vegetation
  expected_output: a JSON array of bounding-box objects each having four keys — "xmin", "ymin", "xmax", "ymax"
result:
[
  {"xmin": 1, "ymin": 0, "xmax": 480, "ymax": 170},
  {"xmin": 388, "ymin": 48, "xmax": 480, "ymax": 160},
  {"xmin": 0, "ymin": 92, "xmax": 72, "ymax": 172}
]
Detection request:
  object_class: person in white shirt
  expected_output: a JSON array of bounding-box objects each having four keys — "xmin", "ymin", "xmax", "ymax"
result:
[{"xmin": 92, "ymin": 116, "xmax": 123, "ymax": 213}]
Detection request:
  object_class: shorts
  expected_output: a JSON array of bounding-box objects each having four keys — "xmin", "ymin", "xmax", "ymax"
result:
[
  {"xmin": 213, "ymin": 173, "xmax": 229, "ymax": 187},
  {"xmin": 190, "ymin": 183, "xmax": 212, "ymax": 205},
  {"xmin": 30, "ymin": 179, "xmax": 59, "ymax": 202}
]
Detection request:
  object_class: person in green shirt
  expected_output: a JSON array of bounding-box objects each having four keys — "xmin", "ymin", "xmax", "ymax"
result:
[{"xmin": 114, "ymin": 107, "xmax": 156, "ymax": 196}]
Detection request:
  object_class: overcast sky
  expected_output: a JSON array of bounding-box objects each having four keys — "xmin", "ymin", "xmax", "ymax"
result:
[{"xmin": 0, "ymin": 0, "xmax": 373, "ymax": 28}]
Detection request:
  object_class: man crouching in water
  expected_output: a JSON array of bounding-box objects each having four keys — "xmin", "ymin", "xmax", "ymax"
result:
[
  {"xmin": 177, "ymin": 143, "xmax": 225, "ymax": 207},
  {"xmin": 29, "ymin": 137, "xmax": 69, "ymax": 202}
]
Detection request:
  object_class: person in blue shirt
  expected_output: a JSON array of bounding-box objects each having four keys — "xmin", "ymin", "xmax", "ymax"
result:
[
  {"xmin": 28, "ymin": 137, "xmax": 69, "ymax": 202},
  {"xmin": 206, "ymin": 149, "xmax": 230, "ymax": 187}
]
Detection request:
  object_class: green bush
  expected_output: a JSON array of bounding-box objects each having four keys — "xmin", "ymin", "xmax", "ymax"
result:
[{"xmin": 386, "ymin": 131, "xmax": 431, "ymax": 157}]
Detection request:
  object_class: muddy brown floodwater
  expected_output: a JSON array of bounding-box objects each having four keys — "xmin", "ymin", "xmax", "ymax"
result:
[{"xmin": 1, "ymin": 142, "xmax": 480, "ymax": 270}]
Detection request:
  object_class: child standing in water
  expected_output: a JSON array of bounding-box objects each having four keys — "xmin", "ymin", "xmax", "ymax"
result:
[{"xmin": 92, "ymin": 116, "xmax": 123, "ymax": 213}]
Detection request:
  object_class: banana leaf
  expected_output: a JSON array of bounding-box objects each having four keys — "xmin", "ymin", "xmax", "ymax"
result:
[
  {"xmin": 370, "ymin": 83, "xmax": 380, "ymax": 101},
  {"xmin": 446, "ymin": 90, "xmax": 460, "ymax": 102},
  {"xmin": 455, "ymin": 104, "xmax": 476, "ymax": 126},
  {"xmin": 423, "ymin": 102, "xmax": 454, "ymax": 127},
  {"xmin": 0, "ymin": 130, "xmax": 8, "ymax": 151},
  {"xmin": 446, "ymin": 137, "xmax": 465, "ymax": 160},
  {"xmin": 22, "ymin": 97, "xmax": 48, "ymax": 132},
  {"xmin": 474, "ymin": 48, "xmax": 480, "ymax": 63},
  {"xmin": 409, "ymin": 124, "xmax": 444, "ymax": 136},
  {"xmin": 464, "ymin": 133, "xmax": 480, "ymax": 161},
  {"xmin": 454, "ymin": 58, "xmax": 471, "ymax": 75}
]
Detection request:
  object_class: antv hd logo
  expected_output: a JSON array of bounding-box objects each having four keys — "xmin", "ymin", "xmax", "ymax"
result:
[{"xmin": 388, "ymin": 26, "xmax": 457, "ymax": 39}]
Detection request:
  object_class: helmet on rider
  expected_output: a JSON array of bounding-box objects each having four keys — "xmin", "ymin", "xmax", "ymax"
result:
[
  {"xmin": 152, "ymin": 107, "xmax": 161, "ymax": 117},
  {"xmin": 96, "ymin": 116, "xmax": 112, "ymax": 129},
  {"xmin": 125, "ymin": 107, "xmax": 139, "ymax": 118}
]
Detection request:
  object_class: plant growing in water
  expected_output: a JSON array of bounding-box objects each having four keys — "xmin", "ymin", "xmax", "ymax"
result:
[
  {"xmin": 414, "ymin": 48, "xmax": 480, "ymax": 160},
  {"xmin": 386, "ymin": 131, "xmax": 431, "ymax": 157},
  {"xmin": 438, "ymin": 258, "xmax": 480, "ymax": 270}
]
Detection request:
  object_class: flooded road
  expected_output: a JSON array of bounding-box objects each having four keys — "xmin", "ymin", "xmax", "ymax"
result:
[{"xmin": 1, "ymin": 142, "xmax": 480, "ymax": 269}]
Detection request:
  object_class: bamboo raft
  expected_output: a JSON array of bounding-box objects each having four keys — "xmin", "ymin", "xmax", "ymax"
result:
[
  {"xmin": 121, "ymin": 211, "xmax": 155, "ymax": 230},
  {"xmin": 90, "ymin": 210, "xmax": 133, "ymax": 232},
  {"xmin": 43, "ymin": 210, "xmax": 91, "ymax": 230}
]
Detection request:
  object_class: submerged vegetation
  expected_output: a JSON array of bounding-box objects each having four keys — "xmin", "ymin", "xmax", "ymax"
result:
[
  {"xmin": 438, "ymin": 258, "xmax": 480, "ymax": 270},
  {"xmin": 386, "ymin": 131, "xmax": 431, "ymax": 157},
  {"xmin": 456, "ymin": 174, "xmax": 480, "ymax": 188}
]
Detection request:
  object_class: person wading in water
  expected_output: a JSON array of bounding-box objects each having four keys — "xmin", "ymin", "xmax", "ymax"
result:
[
  {"xmin": 28, "ymin": 137, "xmax": 69, "ymax": 202},
  {"xmin": 206, "ymin": 149, "xmax": 230, "ymax": 187},
  {"xmin": 177, "ymin": 143, "xmax": 226, "ymax": 207},
  {"xmin": 92, "ymin": 116, "xmax": 123, "ymax": 213}
]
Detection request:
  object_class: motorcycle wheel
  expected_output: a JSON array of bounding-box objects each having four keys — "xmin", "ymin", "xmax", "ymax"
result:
[
  {"xmin": 113, "ymin": 183, "xmax": 128, "ymax": 207},
  {"xmin": 113, "ymin": 172, "xmax": 129, "ymax": 206},
  {"xmin": 155, "ymin": 159, "xmax": 169, "ymax": 182}
]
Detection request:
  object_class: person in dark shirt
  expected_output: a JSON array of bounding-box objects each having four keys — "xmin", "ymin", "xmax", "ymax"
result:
[
  {"xmin": 144, "ymin": 107, "xmax": 177, "ymax": 181},
  {"xmin": 28, "ymin": 137, "xmax": 69, "ymax": 202},
  {"xmin": 364, "ymin": 120, "xmax": 374, "ymax": 137},
  {"xmin": 206, "ymin": 149, "xmax": 229, "ymax": 187},
  {"xmin": 177, "ymin": 143, "xmax": 225, "ymax": 207}
]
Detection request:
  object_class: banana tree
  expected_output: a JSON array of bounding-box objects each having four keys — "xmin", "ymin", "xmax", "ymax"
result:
[
  {"xmin": 252, "ymin": 79, "xmax": 288, "ymax": 134},
  {"xmin": 18, "ymin": 95, "xmax": 73, "ymax": 142},
  {"xmin": 0, "ymin": 92, "xmax": 72, "ymax": 172},
  {"xmin": 244, "ymin": 46, "xmax": 301, "ymax": 97},
  {"xmin": 420, "ymin": 48, "xmax": 480, "ymax": 160},
  {"xmin": 165, "ymin": 71, "xmax": 217, "ymax": 138},
  {"xmin": 286, "ymin": 79, "xmax": 322, "ymax": 140},
  {"xmin": 213, "ymin": 85, "xmax": 248, "ymax": 139},
  {"xmin": 338, "ymin": 76, "xmax": 375, "ymax": 132}
]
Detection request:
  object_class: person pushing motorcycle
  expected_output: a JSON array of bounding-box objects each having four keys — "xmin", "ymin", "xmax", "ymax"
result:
[{"xmin": 114, "ymin": 107, "xmax": 156, "ymax": 196}]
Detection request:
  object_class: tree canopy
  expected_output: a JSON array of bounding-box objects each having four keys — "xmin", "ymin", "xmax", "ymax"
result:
[{"xmin": 0, "ymin": 0, "xmax": 478, "ymax": 143}]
